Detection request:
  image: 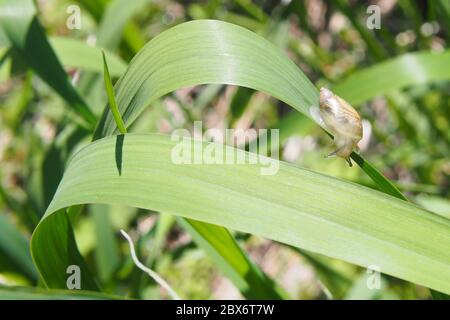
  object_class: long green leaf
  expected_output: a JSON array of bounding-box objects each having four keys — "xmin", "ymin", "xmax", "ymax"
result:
[
  {"xmin": 31, "ymin": 134, "xmax": 450, "ymax": 294},
  {"xmin": 102, "ymin": 51, "xmax": 127, "ymax": 134},
  {"xmin": 93, "ymin": 20, "xmax": 318, "ymax": 138}
]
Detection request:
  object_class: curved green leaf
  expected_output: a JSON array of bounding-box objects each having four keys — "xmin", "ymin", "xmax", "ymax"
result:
[
  {"xmin": 31, "ymin": 134, "xmax": 450, "ymax": 294},
  {"xmin": 31, "ymin": 211, "xmax": 99, "ymax": 290},
  {"xmin": 91, "ymin": 19, "xmax": 403, "ymax": 200},
  {"xmin": 93, "ymin": 19, "xmax": 318, "ymax": 138}
]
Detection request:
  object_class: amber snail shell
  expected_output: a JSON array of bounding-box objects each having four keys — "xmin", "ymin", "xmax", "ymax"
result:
[{"xmin": 318, "ymin": 88, "xmax": 363, "ymax": 166}]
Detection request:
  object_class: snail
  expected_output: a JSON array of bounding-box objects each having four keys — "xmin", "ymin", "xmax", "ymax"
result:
[{"xmin": 318, "ymin": 87, "xmax": 363, "ymax": 167}]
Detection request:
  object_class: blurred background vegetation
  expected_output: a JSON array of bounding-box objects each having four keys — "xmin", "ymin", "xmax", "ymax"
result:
[{"xmin": 0, "ymin": 0, "xmax": 449, "ymax": 299}]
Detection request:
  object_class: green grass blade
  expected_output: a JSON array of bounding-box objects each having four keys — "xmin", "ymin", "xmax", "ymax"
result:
[
  {"xmin": 31, "ymin": 134, "xmax": 450, "ymax": 294},
  {"xmin": 75, "ymin": 0, "xmax": 146, "ymax": 57},
  {"xmin": 350, "ymin": 153, "xmax": 407, "ymax": 200},
  {"xmin": 102, "ymin": 51, "xmax": 127, "ymax": 134},
  {"xmin": 430, "ymin": 290, "xmax": 450, "ymax": 300}
]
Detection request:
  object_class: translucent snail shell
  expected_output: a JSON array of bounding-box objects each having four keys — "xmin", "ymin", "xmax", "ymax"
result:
[{"xmin": 319, "ymin": 88, "xmax": 363, "ymax": 166}]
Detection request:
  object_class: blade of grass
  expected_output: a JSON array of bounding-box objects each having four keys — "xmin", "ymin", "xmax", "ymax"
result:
[
  {"xmin": 102, "ymin": 51, "xmax": 127, "ymax": 134},
  {"xmin": 350, "ymin": 153, "xmax": 407, "ymax": 200}
]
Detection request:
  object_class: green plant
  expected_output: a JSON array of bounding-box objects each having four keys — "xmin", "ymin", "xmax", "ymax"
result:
[{"xmin": 1, "ymin": 0, "xmax": 449, "ymax": 300}]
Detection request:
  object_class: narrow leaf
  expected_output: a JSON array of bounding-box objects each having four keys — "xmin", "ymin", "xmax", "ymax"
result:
[
  {"xmin": 31, "ymin": 134, "xmax": 450, "ymax": 295},
  {"xmin": 102, "ymin": 50, "xmax": 127, "ymax": 134}
]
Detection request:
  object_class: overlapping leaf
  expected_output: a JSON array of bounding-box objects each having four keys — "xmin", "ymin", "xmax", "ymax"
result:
[{"xmin": 32, "ymin": 134, "xmax": 450, "ymax": 294}]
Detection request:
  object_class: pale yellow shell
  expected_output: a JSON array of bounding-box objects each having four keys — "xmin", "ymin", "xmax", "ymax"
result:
[{"xmin": 319, "ymin": 88, "xmax": 363, "ymax": 163}]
